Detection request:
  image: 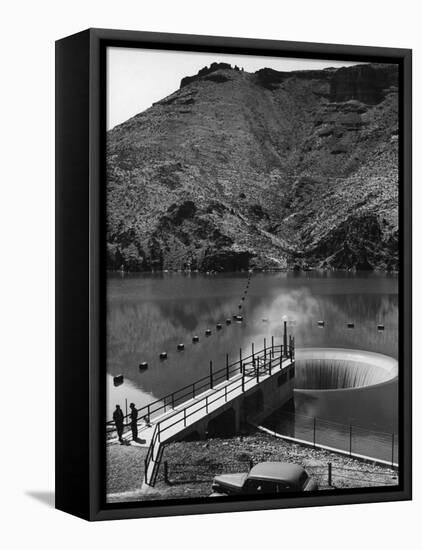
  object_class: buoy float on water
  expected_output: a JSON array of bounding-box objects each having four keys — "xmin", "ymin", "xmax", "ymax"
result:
[
  {"xmin": 177, "ymin": 343, "xmax": 185, "ymax": 351},
  {"xmin": 347, "ymin": 323, "xmax": 355, "ymax": 329},
  {"xmin": 139, "ymin": 362, "xmax": 148, "ymax": 370},
  {"xmin": 113, "ymin": 374, "xmax": 124, "ymax": 386},
  {"xmin": 205, "ymin": 329, "xmax": 212, "ymax": 336},
  {"xmin": 216, "ymin": 323, "xmax": 222, "ymax": 330},
  {"xmin": 192, "ymin": 335, "xmax": 199, "ymax": 343},
  {"xmin": 160, "ymin": 352, "xmax": 168, "ymax": 360},
  {"xmin": 317, "ymin": 320, "xmax": 325, "ymax": 326},
  {"xmin": 377, "ymin": 324, "xmax": 385, "ymax": 331},
  {"xmin": 226, "ymin": 319, "xmax": 231, "ymax": 325}
]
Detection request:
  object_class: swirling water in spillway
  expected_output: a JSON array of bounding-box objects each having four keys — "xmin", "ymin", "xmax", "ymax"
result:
[
  {"xmin": 289, "ymin": 348, "xmax": 398, "ymax": 432},
  {"xmin": 296, "ymin": 359, "xmax": 390, "ymax": 389}
]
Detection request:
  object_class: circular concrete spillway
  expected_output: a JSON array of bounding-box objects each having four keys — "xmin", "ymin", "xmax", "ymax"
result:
[{"xmin": 295, "ymin": 348, "xmax": 398, "ymax": 391}]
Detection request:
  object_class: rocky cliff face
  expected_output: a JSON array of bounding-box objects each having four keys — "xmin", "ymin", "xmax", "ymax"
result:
[{"xmin": 106, "ymin": 62, "xmax": 399, "ymax": 272}]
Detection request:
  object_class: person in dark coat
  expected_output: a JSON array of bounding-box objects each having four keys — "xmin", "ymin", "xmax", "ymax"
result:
[
  {"xmin": 129, "ymin": 402, "xmax": 138, "ymax": 440},
  {"xmin": 113, "ymin": 404, "xmax": 124, "ymax": 443}
]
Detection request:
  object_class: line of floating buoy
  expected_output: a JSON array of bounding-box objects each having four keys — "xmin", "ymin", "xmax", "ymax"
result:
[
  {"xmin": 136, "ymin": 272, "xmax": 253, "ymax": 370},
  {"xmin": 314, "ymin": 320, "xmax": 386, "ymax": 330},
  {"xmin": 136, "ymin": 310, "xmax": 386, "ymax": 375},
  {"xmin": 236, "ymin": 273, "xmax": 250, "ymax": 315},
  {"xmin": 234, "ymin": 273, "xmax": 251, "ymax": 322}
]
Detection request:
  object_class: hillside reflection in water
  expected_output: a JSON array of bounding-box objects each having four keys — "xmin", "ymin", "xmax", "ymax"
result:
[{"xmin": 107, "ymin": 271, "xmax": 398, "ymax": 431}]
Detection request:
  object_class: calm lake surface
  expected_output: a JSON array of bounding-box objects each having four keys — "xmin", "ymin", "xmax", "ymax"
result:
[{"xmin": 107, "ymin": 272, "xmax": 398, "ymax": 435}]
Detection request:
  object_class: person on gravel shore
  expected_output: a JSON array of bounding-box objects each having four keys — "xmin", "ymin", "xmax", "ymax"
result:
[
  {"xmin": 130, "ymin": 403, "xmax": 138, "ymax": 440},
  {"xmin": 113, "ymin": 404, "xmax": 124, "ymax": 443}
]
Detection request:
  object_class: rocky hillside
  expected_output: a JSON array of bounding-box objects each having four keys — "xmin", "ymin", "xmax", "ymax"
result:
[{"xmin": 106, "ymin": 62, "xmax": 399, "ymax": 272}]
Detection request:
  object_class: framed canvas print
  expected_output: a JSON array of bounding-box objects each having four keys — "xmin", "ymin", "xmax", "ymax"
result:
[{"xmin": 55, "ymin": 28, "xmax": 412, "ymax": 521}]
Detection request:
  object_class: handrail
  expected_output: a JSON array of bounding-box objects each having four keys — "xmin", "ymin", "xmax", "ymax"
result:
[
  {"xmin": 146, "ymin": 351, "xmax": 279, "ymax": 436},
  {"xmin": 153, "ymin": 350, "xmax": 292, "ymax": 442},
  {"xmin": 158, "ymin": 377, "xmax": 245, "ymax": 436},
  {"xmin": 143, "ymin": 344, "xmax": 294, "ymax": 486},
  {"xmin": 108, "ymin": 343, "xmax": 294, "ymax": 427}
]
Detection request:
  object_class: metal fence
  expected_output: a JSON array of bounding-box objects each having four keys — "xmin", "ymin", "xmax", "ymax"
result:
[
  {"xmin": 162, "ymin": 459, "xmax": 398, "ymax": 489},
  {"xmin": 162, "ymin": 460, "xmax": 253, "ymax": 484},
  {"xmin": 261, "ymin": 410, "xmax": 398, "ymax": 466}
]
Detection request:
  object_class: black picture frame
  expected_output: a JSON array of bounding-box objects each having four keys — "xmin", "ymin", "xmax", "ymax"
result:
[{"xmin": 55, "ymin": 28, "xmax": 412, "ymax": 521}]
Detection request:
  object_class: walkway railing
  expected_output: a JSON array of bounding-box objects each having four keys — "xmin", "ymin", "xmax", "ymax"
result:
[
  {"xmin": 106, "ymin": 336, "xmax": 295, "ymax": 433},
  {"xmin": 143, "ymin": 342, "xmax": 295, "ymax": 486}
]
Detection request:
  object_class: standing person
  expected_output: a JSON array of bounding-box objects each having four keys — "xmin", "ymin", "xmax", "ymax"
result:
[
  {"xmin": 129, "ymin": 402, "xmax": 138, "ymax": 441},
  {"xmin": 113, "ymin": 404, "xmax": 124, "ymax": 443}
]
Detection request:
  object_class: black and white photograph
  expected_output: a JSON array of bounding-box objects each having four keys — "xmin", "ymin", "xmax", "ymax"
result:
[
  {"xmin": 2, "ymin": 0, "xmax": 420, "ymax": 543},
  {"xmin": 105, "ymin": 46, "xmax": 402, "ymax": 505}
]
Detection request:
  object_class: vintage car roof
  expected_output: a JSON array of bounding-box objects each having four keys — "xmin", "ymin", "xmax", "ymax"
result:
[{"xmin": 248, "ymin": 462, "xmax": 305, "ymax": 482}]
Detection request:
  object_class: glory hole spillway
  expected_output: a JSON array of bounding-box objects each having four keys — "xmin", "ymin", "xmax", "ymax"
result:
[
  {"xmin": 295, "ymin": 349, "xmax": 398, "ymax": 390},
  {"xmin": 290, "ymin": 348, "xmax": 398, "ymax": 432}
]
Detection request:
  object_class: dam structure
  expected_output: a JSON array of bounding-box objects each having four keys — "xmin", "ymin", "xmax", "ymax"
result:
[
  {"xmin": 107, "ymin": 335, "xmax": 296, "ymax": 488},
  {"xmin": 108, "ymin": 341, "xmax": 399, "ymax": 486},
  {"xmin": 143, "ymin": 341, "xmax": 295, "ymax": 486},
  {"xmin": 258, "ymin": 348, "xmax": 399, "ymax": 467}
]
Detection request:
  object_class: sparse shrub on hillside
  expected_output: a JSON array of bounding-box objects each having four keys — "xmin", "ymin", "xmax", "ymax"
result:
[{"xmin": 106, "ymin": 63, "xmax": 399, "ymax": 272}]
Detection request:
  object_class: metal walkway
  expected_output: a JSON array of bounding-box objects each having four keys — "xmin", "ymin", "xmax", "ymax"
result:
[{"xmin": 108, "ymin": 340, "xmax": 295, "ymax": 488}]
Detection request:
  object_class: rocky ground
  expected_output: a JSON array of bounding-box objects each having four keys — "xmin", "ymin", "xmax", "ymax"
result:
[
  {"xmin": 106, "ymin": 431, "xmax": 398, "ymax": 503},
  {"xmin": 107, "ymin": 62, "xmax": 398, "ymax": 273}
]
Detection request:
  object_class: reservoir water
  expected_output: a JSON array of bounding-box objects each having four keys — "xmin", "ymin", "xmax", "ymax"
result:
[{"xmin": 107, "ymin": 271, "xmax": 399, "ymax": 439}]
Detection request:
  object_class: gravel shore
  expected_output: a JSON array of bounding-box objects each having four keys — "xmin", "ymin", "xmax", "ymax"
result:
[{"xmin": 107, "ymin": 430, "xmax": 398, "ymax": 503}]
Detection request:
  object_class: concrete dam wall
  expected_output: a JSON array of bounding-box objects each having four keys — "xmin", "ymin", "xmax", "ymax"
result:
[{"xmin": 295, "ymin": 348, "xmax": 398, "ymax": 390}]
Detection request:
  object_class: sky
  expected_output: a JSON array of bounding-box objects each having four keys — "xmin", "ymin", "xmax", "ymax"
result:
[{"xmin": 107, "ymin": 47, "xmax": 361, "ymax": 130}]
